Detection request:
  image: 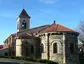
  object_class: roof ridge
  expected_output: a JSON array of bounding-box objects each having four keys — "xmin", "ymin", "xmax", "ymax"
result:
[{"xmin": 31, "ymin": 24, "xmax": 50, "ymax": 29}]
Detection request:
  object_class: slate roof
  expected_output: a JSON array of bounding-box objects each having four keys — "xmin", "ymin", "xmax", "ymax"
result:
[{"xmin": 19, "ymin": 9, "xmax": 30, "ymax": 18}]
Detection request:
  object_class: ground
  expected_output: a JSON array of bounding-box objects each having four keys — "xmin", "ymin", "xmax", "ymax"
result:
[{"xmin": 0, "ymin": 58, "xmax": 44, "ymax": 64}]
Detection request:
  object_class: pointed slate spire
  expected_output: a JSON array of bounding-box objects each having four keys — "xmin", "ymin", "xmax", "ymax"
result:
[{"xmin": 19, "ymin": 9, "xmax": 30, "ymax": 18}]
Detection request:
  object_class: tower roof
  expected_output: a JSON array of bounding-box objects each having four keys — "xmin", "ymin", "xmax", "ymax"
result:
[{"xmin": 19, "ymin": 9, "xmax": 30, "ymax": 18}]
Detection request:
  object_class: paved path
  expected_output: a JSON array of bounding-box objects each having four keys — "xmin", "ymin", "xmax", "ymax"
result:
[{"xmin": 0, "ymin": 62, "xmax": 23, "ymax": 64}]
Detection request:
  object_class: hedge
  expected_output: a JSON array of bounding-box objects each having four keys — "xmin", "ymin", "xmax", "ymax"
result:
[{"xmin": 0, "ymin": 56, "xmax": 58, "ymax": 64}]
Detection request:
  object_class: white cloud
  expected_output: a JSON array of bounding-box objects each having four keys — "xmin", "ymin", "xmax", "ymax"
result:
[{"xmin": 40, "ymin": 0, "xmax": 60, "ymax": 4}]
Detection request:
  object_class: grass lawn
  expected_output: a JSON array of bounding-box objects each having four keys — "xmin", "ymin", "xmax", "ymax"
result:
[{"xmin": 0, "ymin": 58, "xmax": 44, "ymax": 64}]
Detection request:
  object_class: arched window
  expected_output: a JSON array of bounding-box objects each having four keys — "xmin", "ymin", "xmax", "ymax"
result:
[
  {"xmin": 4, "ymin": 53, "xmax": 8, "ymax": 56},
  {"xmin": 41, "ymin": 43, "xmax": 44, "ymax": 53},
  {"xmin": 31, "ymin": 45, "xmax": 34, "ymax": 53},
  {"xmin": 70, "ymin": 43, "xmax": 74, "ymax": 54},
  {"xmin": 53, "ymin": 43, "xmax": 57, "ymax": 53},
  {"xmin": 22, "ymin": 20, "xmax": 26, "ymax": 29}
]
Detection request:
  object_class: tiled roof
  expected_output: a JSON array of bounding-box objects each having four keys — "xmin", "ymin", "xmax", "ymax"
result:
[
  {"xmin": 0, "ymin": 47, "xmax": 8, "ymax": 51},
  {"xmin": 8, "ymin": 23, "xmax": 78, "ymax": 38},
  {"xmin": 0, "ymin": 45, "xmax": 3, "ymax": 49},
  {"xmin": 17, "ymin": 24, "xmax": 78, "ymax": 36},
  {"xmin": 12, "ymin": 33, "xmax": 16, "ymax": 37},
  {"xmin": 18, "ymin": 33, "xmax": 32, "ymax": 37},
  {"xmin": 40, "ymin": 24, "xmax": 76, "ymax": 33},
  {"xmin": 4, "ymin": 33, "xmax": 16, "ymax": 43},
  {"xmin": 17, "ymin": 25, "xmax": 50, "ymax": 35},
  {"xmin": 19, "ymin": 9, "xmax": 30, "ymax": 18}
]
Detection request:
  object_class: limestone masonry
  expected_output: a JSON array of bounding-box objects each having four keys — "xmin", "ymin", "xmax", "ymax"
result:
[{"xmin": 0, "ymin": 9, "xmax": 79, "ymax": 64}]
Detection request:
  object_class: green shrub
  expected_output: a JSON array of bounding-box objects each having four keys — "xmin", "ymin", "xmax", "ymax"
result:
[
  {"xmin": 38, "ymin": 59, "xmax": 58, "ymax": 64},
  {"xmin": 0, "ymin": 56, "xmax": 4, "ymax": 58},
  {"xmin": 15, "ymin": 56, "xmax": 22, "ymax": 60},
  {"xmin": 47, "ymin": 61, "xmax": 58, "ymax": 64},
  {"xmin": 10, "ymin": 56, "xmax": 15, "ymax": 59},
  {"xmin": 38, "ymin": 59, "xmax": 47, "ymax": 63},
  {"xmin": 0, "ymin": 56, "xmax": 58, "ymax": 64},
  {"xmin": 26, "ymin": 57, "xmax": 37, "ymax": 62},
  {"xmin": 2, "ymin": 56, "xmax": 9, "ymax": 58},
  {"xmin": 79, "ymin": 58, "xmax": 84, "ymax": 64}
]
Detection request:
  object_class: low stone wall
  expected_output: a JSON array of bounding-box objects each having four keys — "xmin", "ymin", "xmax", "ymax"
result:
[{"xmin": 0, "ymin": 48, "xmax": 9, "ymax": 56}]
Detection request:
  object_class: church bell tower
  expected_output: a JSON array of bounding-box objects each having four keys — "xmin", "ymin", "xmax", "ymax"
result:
[{"xmin": 17, "ymin": 9, "xmax": 30, "ymax": 32}]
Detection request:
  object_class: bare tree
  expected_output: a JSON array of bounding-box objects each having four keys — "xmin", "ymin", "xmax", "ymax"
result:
[{"xmin": 79, "ymin": 21, "xmax": 84, "ymax": 44}]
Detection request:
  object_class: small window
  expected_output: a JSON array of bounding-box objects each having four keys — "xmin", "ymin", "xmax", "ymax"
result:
[
  {"xmin": 22, "ymin": 21, "xmax": 26, "ymax": 29},
  {"xmin": 70, "ymin": 43, "xmax": 74, "ymax": 54},
  {"xmin": 4, "ymin": 53, "xmax": 8, "ymax": 56},
  {"xmin": 25, "ymin": 42, "xmax": 27, "ymax": 44},
  {"xmin": 17, "ymin": 22, "xmax": 20, "ymax": 29},
  {"xmin": 31, "ymin": 45, "xmax": 34, "ymax": 53},
  {"xmin": 41, "ymin": 43, "xmax": 44, "ymax": 53},
  {"xmin": 53, "ymin": 43, "xmax": 57, "ymax": 53},
  {"xmin": 25, "ymin": 47, "xmax": 28, "ymax": 56}
]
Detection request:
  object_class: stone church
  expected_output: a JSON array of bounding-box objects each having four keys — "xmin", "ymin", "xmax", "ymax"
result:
[{"xmin": 0, "ymin": 9, "xmax": 79, "ymax": 64}]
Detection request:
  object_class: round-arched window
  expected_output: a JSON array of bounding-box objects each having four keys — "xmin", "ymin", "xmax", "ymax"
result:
[
  {"xmin": 70, "ymin": 43, "xmax": 74, "ymax": 54},
  {"xmin": 41, "ymin": 43, "xmax": 44, "ymax": 53},
  {"xmin": 53, "ymin": 43, "xmax": 57, "ymax": 53},
  {"xmin": 31, "ymin": 45, "xmax": 34, "ymax": 53}
]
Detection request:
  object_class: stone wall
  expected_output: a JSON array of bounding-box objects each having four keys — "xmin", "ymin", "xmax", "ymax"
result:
[
  {"xmin": 65, "ymin": 33, "xmax": 79, "ymax": 64},
  {"xmin": 40, "ymin": 33, "xmax": 48, "ymax": 59},
  {"xmin": 16, "ymin": 36, "xmax": 41, "ymax": 58},
  {"xmin": 0, "ymin": 48, "xmax": 9, "ymax": 56},
  {"xmin": 49, "ymin": 34, "xmax": 63, "ymax": 64},
  {"xmin": 40, "ymin": 33, "xmax": 64, "ymax": 64},
  {"xmin": 16, "ymin": 39, "xmax": 22, "ymax": 56},
  {"xmin": 15, "ymin": 32, "xmax": 79, "ymax": 64},
  {"xmin": 40, "ymin": 32, "xmax": 79, "ymax": 64},
  {"xmin": 17, "ymin": 17, "xmax": 30, "ymax": 32}
]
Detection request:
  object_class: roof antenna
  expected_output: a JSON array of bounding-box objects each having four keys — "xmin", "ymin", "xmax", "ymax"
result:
[{"xmin": 53, "ymin": 20, "xmax": 56, "ymax": 24}]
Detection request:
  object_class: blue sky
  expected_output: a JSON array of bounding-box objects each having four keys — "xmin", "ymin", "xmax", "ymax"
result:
[{"xmin": 0, "ymin": 0, "xmax": 84, "ymax": 44}]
